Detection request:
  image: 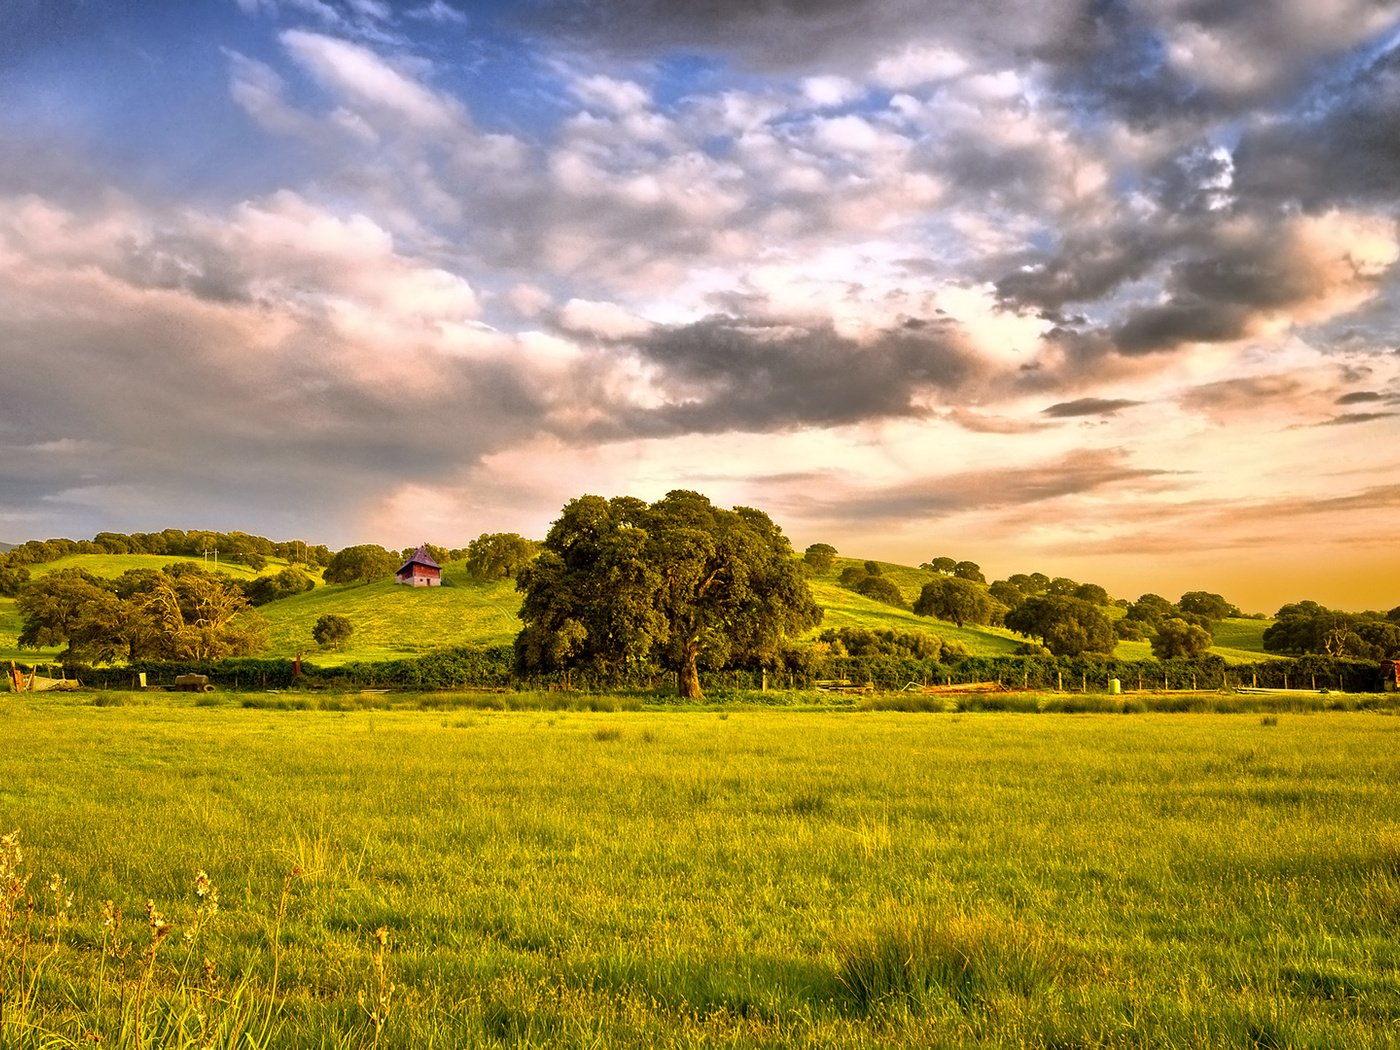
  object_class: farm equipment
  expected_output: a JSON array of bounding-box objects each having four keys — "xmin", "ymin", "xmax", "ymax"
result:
[
  {"xmin": 901, "ymin": 680, "xmax": 1006, "ymax": 695},
  {"xmin": 173, "ymin": 674, "xmax": 214, "ymax": 692},
  {"xmin": 814, "ymin": 679, "xmax": 874, "ymax": 694},
  {"xmin": 7, "ymin": 661, "xmax": 80, "ymax": 692}
]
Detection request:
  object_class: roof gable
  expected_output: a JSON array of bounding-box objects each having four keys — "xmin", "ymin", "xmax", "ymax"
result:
[{"xmin": 396, "ymin": 545, "xmax": 441, "ymax": 575}]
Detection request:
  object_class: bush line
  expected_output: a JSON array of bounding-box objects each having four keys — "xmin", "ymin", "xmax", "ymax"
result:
[{"xmin": 11, "ymin": 648, "xmax": 1390, "ymax": 694}]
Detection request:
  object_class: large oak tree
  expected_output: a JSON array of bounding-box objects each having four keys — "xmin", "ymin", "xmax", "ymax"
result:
[{"xmin": 515, "ymin": 491, "xmax": 822, "ymax": 698}]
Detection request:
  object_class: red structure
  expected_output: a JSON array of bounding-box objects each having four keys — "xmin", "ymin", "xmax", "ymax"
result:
[
  {"xmin": 1384, "ymin": 660, "xmax": 1398, "ymax": 692},
  {"xmin": 395, "ymin": 545, "xmax": 442, "ymax": 587}
]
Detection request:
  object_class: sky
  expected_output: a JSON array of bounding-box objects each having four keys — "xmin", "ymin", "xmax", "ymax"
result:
[{"xmin": 2, "ymin": 0, "xmax": 1399, "ymax": 613}]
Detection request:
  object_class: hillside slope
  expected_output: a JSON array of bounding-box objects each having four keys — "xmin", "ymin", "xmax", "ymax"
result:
[
  {"xmin": 258, "ymin": 563, "xmax": 520, "ymax": 664},
  {"xmin": 1, "ymin": 551, "xmax": 1276, "ymax": 667}
]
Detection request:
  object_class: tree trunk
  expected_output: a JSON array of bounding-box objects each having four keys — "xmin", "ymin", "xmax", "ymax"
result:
[{"xmin": 677, "ymin": 645, "xmax": 704, "ymax": 699}]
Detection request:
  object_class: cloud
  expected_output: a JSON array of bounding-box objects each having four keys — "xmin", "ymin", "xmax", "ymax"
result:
[
  {"xmin": 1041, "ymin": 398, "xmax": 1144, "ymax": 418},
  {"xmin": 555, "ymin": 298, "xmax": 654, "ymax": 340},
  {"xmin": 0, "ymin": 191, "xmax": 573, "ymax": 542},
  {"xmin": 789, "ymin": 447, "xmax": 1175, "ymax": 524},
  {"xmin": 281, "ymin": 29, "xmax": 463, "ymax": 131},
  {"xmin": 1112, "ymin": 211, "xmax": 1399, "ymax": 355},
  {"xmin": 1177, "ymin": 374, "xmax": 1310, "ymax": 421},
  {"xmin": 592, "ymin": 315, "xmax": 985, "ymax": 437},
  {"xmin": 1234, "ymin": 36, "xmax": 1400, "ymax": 207},
  {"xmin": 1311, "ymin": 411, "xmax": 1399, "ymax": 426}
]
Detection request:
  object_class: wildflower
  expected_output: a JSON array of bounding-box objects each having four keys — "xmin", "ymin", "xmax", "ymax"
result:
[{"xmin": 145, "ymin": 898, "xmax": 172, "ymax": 956}]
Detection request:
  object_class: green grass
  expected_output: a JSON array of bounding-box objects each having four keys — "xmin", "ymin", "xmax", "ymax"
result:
[
  {"xmin": 258, "ymin": 563, "xmax": 521, "ymax": 663},
  {"xmin": 5, "ymin": 698, "xmax": 1400, "ymax": 1047},
  {"xmin": 1213, "ymin": 616, "xmax": 1271, "ymax": 653}
]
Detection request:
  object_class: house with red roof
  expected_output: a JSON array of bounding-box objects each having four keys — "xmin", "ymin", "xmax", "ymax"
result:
[{"xmin": 395, "ymin": 545, "xmax": 442, "ymax": 587}]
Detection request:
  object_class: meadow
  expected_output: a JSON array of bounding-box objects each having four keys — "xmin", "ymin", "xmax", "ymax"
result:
[{"xmin": 4, "ymin": 693, "xmax": 1400, "ymax": 1047}]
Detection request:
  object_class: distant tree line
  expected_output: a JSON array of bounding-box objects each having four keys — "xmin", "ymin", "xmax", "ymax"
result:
[
  {"xmin": 14, "ymin": 564, "xmax": 268, "ymax": 663},
  {"xmin": 0, "ymin": 530, "xmax": 333, "ymax": 597},
  {"xmin": 1262, "ymin": 601, "xmax": 1400, "ymax": 661}
]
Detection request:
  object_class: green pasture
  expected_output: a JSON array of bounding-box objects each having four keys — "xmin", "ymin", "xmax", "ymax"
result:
[
  {"xmin": 258, "ymin": 563, "xmax": 521, "ymax": 663},
  {"xmin": 4, "ymin": 696, "xmax": 1400, "ymax": 1048},
  {"xmin": 1212, "ymin": 616, "xmax": 1271, "ymax": 653}
]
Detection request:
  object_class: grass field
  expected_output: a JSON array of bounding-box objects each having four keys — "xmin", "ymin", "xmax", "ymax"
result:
[
  {"xmin": 4, "ymin": 695, "xmax": 1400, "ymax": 1048},
  {"xmin": 257, "ymin": 564, "xmax": 520, "ymax": 663}
]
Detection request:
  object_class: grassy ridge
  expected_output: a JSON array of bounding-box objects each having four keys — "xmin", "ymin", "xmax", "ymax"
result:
[
  {"xmin": 1, "ymin": 553, "xmax": 1276, "ymax": 666},
  {"xmin": 32, "ymin": 552, "xmax": 286, "ymax": 581},
  {"xmin": 4, "ymin": 697, "xmax": 1399, "ymax": 1047}
]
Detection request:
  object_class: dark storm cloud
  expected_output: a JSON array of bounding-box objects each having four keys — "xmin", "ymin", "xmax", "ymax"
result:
[
  {"xmin": 1114, "ymin": 300, "xmax": 1252, "ymax": 356},
  {"xmin": 791, "ymin": 448, "xmax": 1173, "ymax": 523},
  {"xmin": 1235, "ymin": 40, "xmax": 1400, "ymax": 208},
  {"xmin": 1043, "ymin": 2, "xmax": 1400, "ymax": 126},
  {"xmin": 1041, "ymin": 397, "xmax": 1143, "ymax": 418},
  {"xmin": 995, "ymin": 226, "xmax": 1178, "ymax": 315},
  {"xmin": 1037, "ymin": 2, "xmax": 1211, "ymax": 127},
  {"xmin": 593, "ymin": 315, "xmax": 982, "ymax": 437},
  {"xmin": 1108, "ymin": 217, "xmax": 1379, "ymax": 355}
]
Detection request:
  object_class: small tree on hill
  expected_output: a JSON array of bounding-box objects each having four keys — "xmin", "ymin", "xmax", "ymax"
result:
[
  {"xmin": 803, "ymin": 543, "xmax": 837, "ymax": 574},
  {"xmin": 855, "ymin": 574, "xmax": 906, "ymax": 608},
  {"xmin": 952, "ymin": 560, "xmax": 986, "ymax": 583},
  {"xmin": 313, "ymin": 614, "xmax": 354, "ymax": 651},
  {"xmin": 1178, "ymin": 591, "xmax": 1237, "ymax": 625}
]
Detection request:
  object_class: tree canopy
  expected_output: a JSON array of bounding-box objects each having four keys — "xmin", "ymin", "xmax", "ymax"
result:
[
  {"xmin": 913, "ymin": 576, "xmax": 997, "ymax": 628},
  {"xmin": 312, "ymin": 613, "xmax": 354, "ymax": 651},
  {"xmin": 515, "ymin": 491, "xmax": 822, "ymax": 698},
  {"xmin": 802, "ymin": 543, "xmax": 837, "ymax": 574},
  {"xmin": 323, "ymin": 544, "xmax": 398, "ymax": 585},
  {"xmin": 464, "ymin": 533, "xmax": 538, "ymax": 580},
  {"xmin": 1151, "ymin": 617, "xmax": 1213, "ymax": 660},
  {"xmin": 1263, "ymin": 603, "xmax": 1400, "ymax": 660},
  {"xmin": 1003, "ymin": 595, "xmax": 1115, "ymax": 657}
]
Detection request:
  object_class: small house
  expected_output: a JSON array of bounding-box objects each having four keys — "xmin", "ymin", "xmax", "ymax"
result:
[{"xmin": 395, "ymin": 545, "xmax": 442, "ymax": 587}]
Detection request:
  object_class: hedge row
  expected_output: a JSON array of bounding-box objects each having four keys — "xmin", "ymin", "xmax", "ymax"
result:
[{"xmin": 19, "ymin": 648, "xmax": 1390, "ymax": 694}]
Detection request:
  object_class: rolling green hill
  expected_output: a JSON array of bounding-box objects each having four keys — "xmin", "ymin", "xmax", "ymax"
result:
[
  {"xmin": 1, "ymin": 550, "xmax": 1277, "ymax": 668},
  {"xmin": 804, "ymin": 574, "xmax": 1024, "ymax": 656},
  {"xmin": 258, "ymin": 563, "xmax": 520, "ymax": 664}
]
